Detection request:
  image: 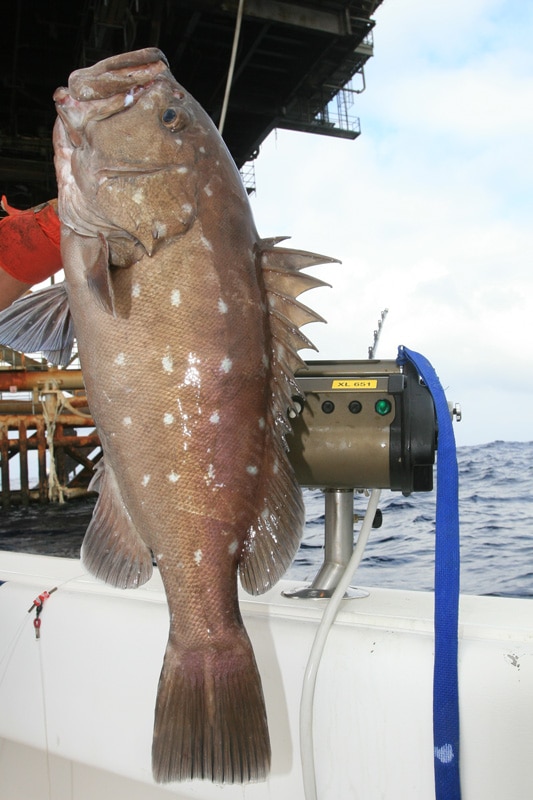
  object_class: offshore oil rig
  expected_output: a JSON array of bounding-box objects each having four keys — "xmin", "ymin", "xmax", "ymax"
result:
[
  {"xmin": 0, "ymin": 0, "xmax": 383, "ymax": 505},
  {"xmin": 0, "ymin": 350, "xmax": 98, "ymax": 506}
]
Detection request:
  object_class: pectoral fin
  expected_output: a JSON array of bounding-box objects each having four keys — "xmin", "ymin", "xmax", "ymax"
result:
[
  {"xmin": 61, "ymin": 227, "xmax": 117, "ymax": 316},
  {"xmin": 0, "ymin": 282, "xmax": 74, "ymax": 366},
  {"xmin": 85, "ymin": 234, "xmax": 117, "ymax": 316}
]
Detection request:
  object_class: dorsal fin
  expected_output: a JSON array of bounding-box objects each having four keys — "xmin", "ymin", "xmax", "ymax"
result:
[
  {"xmin": 269, "ymin": 308, "xmax": 317, "ymax": 353},
  {"xmin": 260, "ymin": 244, "xmax": 338, "ymax": 274},
  {"xmin": 261, "ymin": 239, "xmax": 338, "ymax": 418},
  {"xmin": 263, "ymin": 267, "xmax": 329, "ymax": 298},
  {"xmin": 238, "ymin": 239, "xmax": 339, "ymax": 595}
]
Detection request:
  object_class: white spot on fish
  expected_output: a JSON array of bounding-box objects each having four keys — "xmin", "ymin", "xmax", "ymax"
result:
[
  {"xmin": 124, "ymin": 89, "xmax": 135, "ymax": 107},
  {"xmin": 201, "ymin": 235, "xmax": 213, "ymax": 251},
  {"xmin": 204, "ymin": 183, "xmax": 213, "ymax": 197},
  {"xmin": 132, "ymin": 188, "xmax": 144, "ymax": 205},
  {"xmin": 163, "ymin": 412, "xmax": 175, "ymax": 426},
  {"xmin": 246, "ymin": 465, "xmax": 258, "ymax": 476},
  {"xmin": 123, "ymin": 416, "xmax": 132, "ymax": 427},
  {"xmin": 142, "ymin": 475, "xmax": 151, "ymax": 487},
  {"xmin": 177, "ymin": 165, "xmax": 188, "ymax": 174},
  {"xmin": 210, "ymin": 411, "xmax": 220, "ymax": 424},
  {"xmin": 205, "ymin": 464, "xmax": 215, "ymax": 484},
  {"xmin": 258, "ymin": 417, "xmax": 265, "ymax": 430},
  {"xmin": 168, "ymin": 471, "xmax": 180, "ymax": 483},
  {"xmin": 152, "ymin": 221, "xmax": 167, "ymax": 239},
  {"xmin": 199, "ymin": 146, "xmax": 206, "ymax": 154},
  {"xmin": 181, "ymin": 203, "xmax": 193, "ymax": 216},
  {"xmin": 162, "ymin": 352, "xmax": 174, "ymax": 374},
  {"xmin": 194, "ymin": 549, "xmax": 203, "ymax": 566},
  {"xmin": 184, "ymin": 352, "xmax": 201, "ymax": 387},
  {"xmin": 184, "ymin": 366, "xmax": 200, "ymax": 386},
  {"xmin": 114, "ymin": 352, "xmax": 126, "ymax": 367},
  {"xmin": 132, "ymin": 283, "xmax": 141, "ymax": 298},
  {"xmin": 171, "ymin": 289, "xmax": 181, "ymax": 307},
  {"xmin": 218, "ymin": 298, "xmax": 228, "ymax": 314},
  {"xmin": 261, "ymin": 507, "xmax": 270, "ymax": 521},
  {"xmin": 228, "ymin": 540, "xmax": 239, "ymax": 556},
  {"xmin": 220, "ymin": 357, "xmax": 232, "ymax": 373}
]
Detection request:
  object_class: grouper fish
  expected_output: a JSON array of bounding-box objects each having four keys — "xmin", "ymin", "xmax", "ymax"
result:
[{"xmin": 0, "ymin": 48, "xmax": 337, "ymax": 783}]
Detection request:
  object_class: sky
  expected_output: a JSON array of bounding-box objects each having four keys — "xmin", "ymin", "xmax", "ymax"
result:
[{"xmin": 249, "ymin": 0, "xmax": 533, "ymax": 447}]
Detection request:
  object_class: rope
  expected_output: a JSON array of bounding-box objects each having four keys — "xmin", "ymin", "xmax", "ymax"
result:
[
  {"xmin": 397, "ymin": 345, "xmax": 462, "ymax": 800},
  {"xmin": 218, "ymin": 0, "xmax": 245, "ymax": 135},
  {"xmin": 41, "ymin": 383, "xmax": 63, "ymax": 503},
  {"xmin": 40, "ymin": 381, "xmax": 92, "ymax": 502}
]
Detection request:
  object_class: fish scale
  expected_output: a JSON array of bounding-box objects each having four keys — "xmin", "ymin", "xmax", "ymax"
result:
[{"xmin": 0, "ymin": 47, "xmax": 339, "ymax": 784}]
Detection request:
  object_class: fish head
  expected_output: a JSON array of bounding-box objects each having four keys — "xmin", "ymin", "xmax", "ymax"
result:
[{"xmin": 53, "ymin": 48, "xmax": 235, "ymax": 260}]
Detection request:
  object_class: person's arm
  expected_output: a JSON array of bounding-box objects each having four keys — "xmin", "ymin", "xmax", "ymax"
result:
[
  {"xmin": 0, "ymin": 269, "xmax": 32, "ymax": 310},
  {"xmin": 0, "ymin": 197, "xmax": 62, "ymax": 311}
]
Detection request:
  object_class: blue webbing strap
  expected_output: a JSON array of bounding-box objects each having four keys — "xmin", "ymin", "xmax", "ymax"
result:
[{"xmin": 396, "ymin": 345, "xmax": 461, "ymax": 800}]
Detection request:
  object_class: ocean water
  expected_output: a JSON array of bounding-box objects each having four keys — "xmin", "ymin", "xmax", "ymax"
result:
[
  {"xmin": 288, "ymin": 440, "xmax": 533, "ymax": 598},
  {"xmin": 0, "ymin": 441, "xmax": 532, "ymax": 598}
]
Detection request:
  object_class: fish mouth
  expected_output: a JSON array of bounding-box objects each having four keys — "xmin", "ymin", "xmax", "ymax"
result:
[{"xmin": 95, "ymin": 164, "xmax": 186, "ymax": 183}]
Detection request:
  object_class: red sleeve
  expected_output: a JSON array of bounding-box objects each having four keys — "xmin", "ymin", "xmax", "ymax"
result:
[{"xmin": 0, "ymin": 197, "xmax": 62, "ymax": 285}]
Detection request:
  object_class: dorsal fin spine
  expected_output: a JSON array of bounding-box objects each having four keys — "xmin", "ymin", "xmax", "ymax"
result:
[{"xmin": 260, "ymin": 237, "xmax": 338, "ymax": 440}]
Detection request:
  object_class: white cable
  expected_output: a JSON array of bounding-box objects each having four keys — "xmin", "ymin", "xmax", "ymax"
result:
[
  {"xmin": 300, "ymin": 488, "xmax": 382, "ymax": 800},
  {"xmin": 218, "ymin": 0, "xmax": 245, "ymax": 135}
]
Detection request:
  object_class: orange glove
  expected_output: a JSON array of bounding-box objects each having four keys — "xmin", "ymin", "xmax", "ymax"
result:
[{"xmin": 0, "ymin": 196, "xmax": 62, "ymax": 285}]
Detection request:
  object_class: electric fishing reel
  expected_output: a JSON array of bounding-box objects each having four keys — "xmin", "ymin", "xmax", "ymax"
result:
[
  {"xmin": 284, "ymin": 359, "xmax": 442, "ymax": 598},
  {"xmin": 287, "ymin": 359, "xmax": 437, "ymax": 494}
]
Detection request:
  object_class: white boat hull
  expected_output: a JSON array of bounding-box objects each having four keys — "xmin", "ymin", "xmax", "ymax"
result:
[{"xmin": 0, "ymin": 551, "xmax": 531, "ymax": 799}]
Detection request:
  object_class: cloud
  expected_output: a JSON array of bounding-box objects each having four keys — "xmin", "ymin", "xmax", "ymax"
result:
[{"xmin": 250, "ymin": 0, "xmax": 533, "ymax": 445}]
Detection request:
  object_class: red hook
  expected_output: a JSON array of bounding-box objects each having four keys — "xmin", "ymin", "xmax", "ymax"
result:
[{"xmin": 28, "ymin": 587, "xmax": 57, "ymax": 639}]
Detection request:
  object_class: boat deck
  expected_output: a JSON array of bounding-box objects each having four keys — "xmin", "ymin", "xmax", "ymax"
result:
[{"xmin": 1, "ymin": 552, "xmax": 532, "ymax": 799}]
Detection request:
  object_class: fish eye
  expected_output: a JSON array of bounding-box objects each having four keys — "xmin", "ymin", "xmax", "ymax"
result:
[
  {"xmin": 161, "ymin": 106, "xmax": 188, "ymax": 132},
  {"xmin": 162, "ymin": 108, "xmax": 178, "ymax": 125}
]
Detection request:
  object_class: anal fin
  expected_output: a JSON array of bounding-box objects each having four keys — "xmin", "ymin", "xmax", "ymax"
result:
[{"xmin": 82, "ymin": 458, "xmax": 153, "ymax": 588}]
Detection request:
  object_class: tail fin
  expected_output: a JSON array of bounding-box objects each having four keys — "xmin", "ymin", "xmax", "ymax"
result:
[{"xmin": 152, "ymin": 635, "xmax": 271, "ymax": 784}]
